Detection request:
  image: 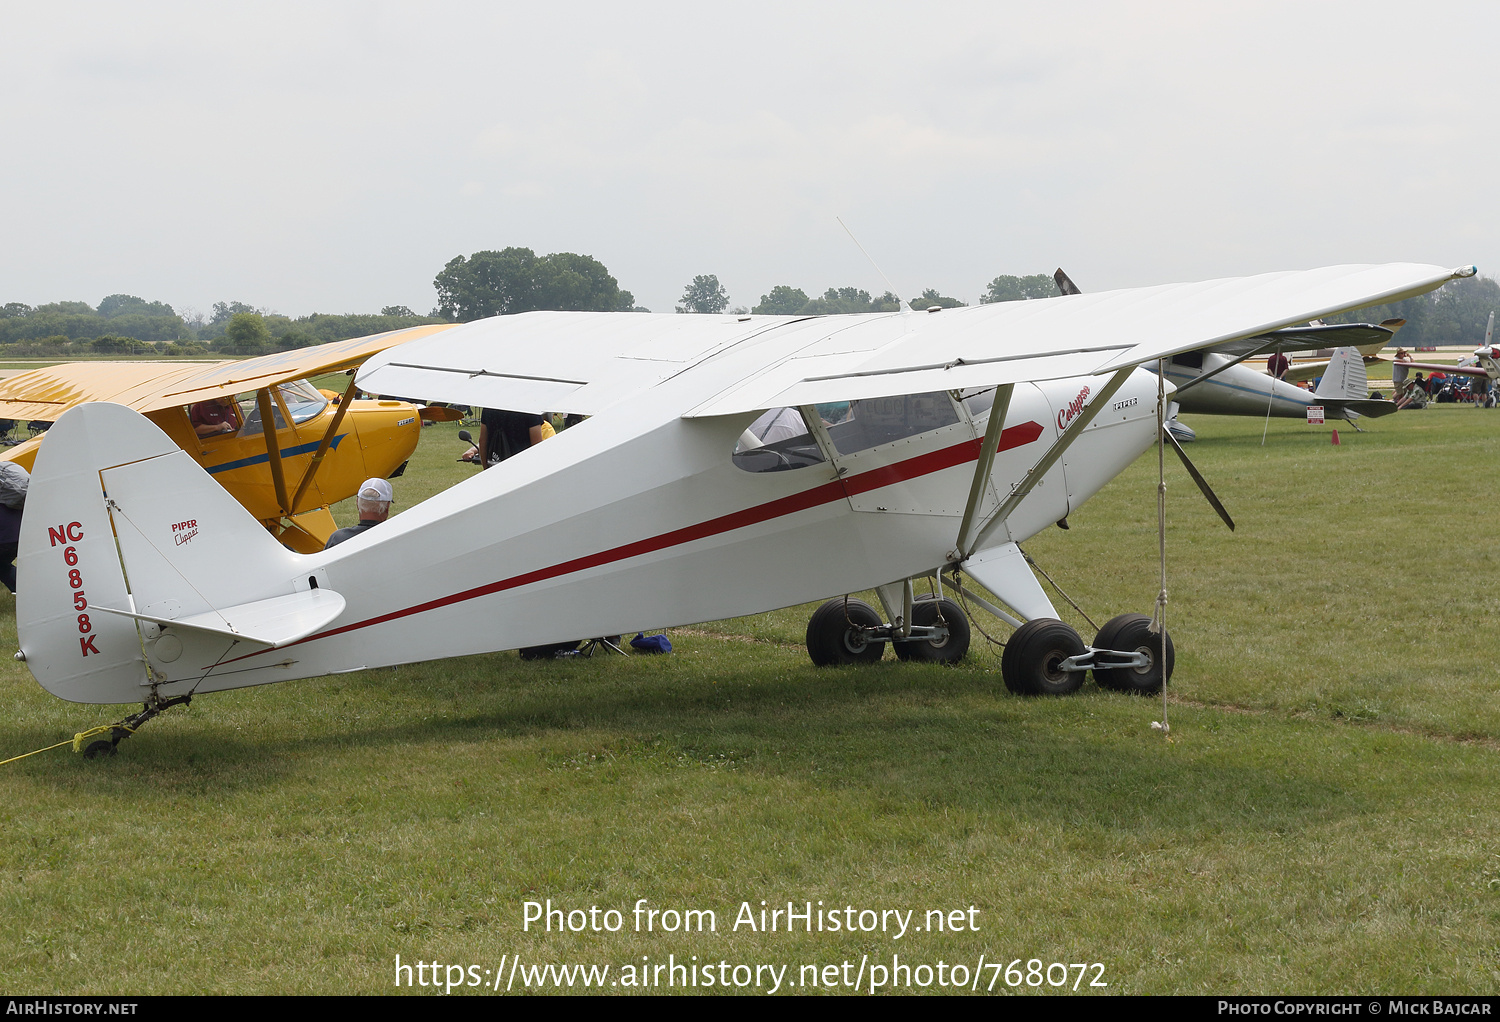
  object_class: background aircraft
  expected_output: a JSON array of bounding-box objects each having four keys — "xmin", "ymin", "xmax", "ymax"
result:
[
  {"xmin": 1053, "ymin": 270, "xmax": 1399, "ymax": 437},
  {"xmin": 1383, "ymin": 311, "xmax": 1497, "ymax": 405},
  {"xmin": 12, "ymin": 263, "xmax": 1472, "ymax": 756},
  {"xmin": 0, "ymin": 324, "xmax": 454, "ymax": 551}
]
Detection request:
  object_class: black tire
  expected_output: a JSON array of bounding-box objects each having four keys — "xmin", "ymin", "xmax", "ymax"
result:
[
  {"xmin": 82, "ymin": 740, "xmax": 116, "ymax": 759},
  {"xmin": 893, "ymin": 597, "xmax": 970, "ymax": 663},
  {"xmin": 518, "ymin": 640, "xmax": 581, "ymax": 661},
  {"xmin": 806, "ymin": 598, "xmax": 885, "ymax": 666},
  {"xmin": 1091, "ymin": 613, "xmax": 1174, "ymax": 694},
  {"xmin": 1001, "ymin": 618, "xmax": 1086, "ymax": 695}
]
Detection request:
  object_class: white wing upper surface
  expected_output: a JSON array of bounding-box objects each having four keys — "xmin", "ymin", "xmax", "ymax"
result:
[{"xmin": 355, "ymin": 263, "xmax": 1471, "ymax": 417}]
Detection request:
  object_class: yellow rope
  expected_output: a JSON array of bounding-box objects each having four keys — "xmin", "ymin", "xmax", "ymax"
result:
[
  {"xmin": 0, "ymin": 724, "xmax": 134, "ymax": 766},
  {"xmin": 0, "ymin": 738, "xmax": 75, "ymax": 766}
]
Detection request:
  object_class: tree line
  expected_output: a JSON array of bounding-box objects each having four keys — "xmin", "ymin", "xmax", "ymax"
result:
[
  {"xmin": 1323, "ymin": 273, "xmax": 1500, "ymax": 349},
  {"xmin": 0, "ymin": 295, "xmax": 446, "ymax": 357},
  {"xmin": 5, "ymin": 257, "xmax": 1495, "ymax": 360}
]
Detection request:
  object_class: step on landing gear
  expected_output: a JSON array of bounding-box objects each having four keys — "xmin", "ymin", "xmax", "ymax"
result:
[
  {"xmin": 805, "ymin": 596, "xmax": 971, "ymax": 666},
  {"xmin": 1000, "ymin": 615, "xmax": 1173, "ymax": 696}
]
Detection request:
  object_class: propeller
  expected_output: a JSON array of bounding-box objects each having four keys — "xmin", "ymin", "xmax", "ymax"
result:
[
  {"xmin": 1053, "ymin": 268, "xmax": 1083, "ymax": 296},
  {"xmin": 1162, "ymin": 425, "xmax": 1235, "ymax": 531}
]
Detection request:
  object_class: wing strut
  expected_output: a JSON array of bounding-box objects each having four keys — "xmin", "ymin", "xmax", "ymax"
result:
[
  {"xmin": 954, "ymin": 384, "xmax": 1013, "ymax": 559},
  {"xmin": 256, "ymin": 388, "xmax": 291, "ymax": 516},
  {"xmin": 964, "ymin": 367, "xmax": 1134, "ymax": 558},
  {"xmin": 289, "ymin": 373, "xmax": 358, "ymax": 515}
]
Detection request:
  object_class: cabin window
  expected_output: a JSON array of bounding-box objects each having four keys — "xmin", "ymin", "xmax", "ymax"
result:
[
  {"xmin": 826, "ymin": 391, "xmax": 959, "ymax": 456},
  {"xmin": 237, "ymin": 392, "xmax": 286, "ymax": 433},
  {"xmin": 732, "ymin": 407, "xmax": 827, "ymax": 473},
  {"xmin": 1171, "ymin": 350, "xmax": 1204, "ymax": 370},
  {"xmin": 237, "ymin": 380, "xmax": 328, "ymax": 435}
]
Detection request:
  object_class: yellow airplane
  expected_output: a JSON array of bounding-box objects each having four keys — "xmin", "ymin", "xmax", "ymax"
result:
[{"xmin": 0, "ymin": 324, "xmax": 456, "ymax": 552}]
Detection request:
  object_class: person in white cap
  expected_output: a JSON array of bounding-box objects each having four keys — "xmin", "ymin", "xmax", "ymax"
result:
[{"xmin": 323, "ymin": 477, "xmax": 394, "ymax": 549}]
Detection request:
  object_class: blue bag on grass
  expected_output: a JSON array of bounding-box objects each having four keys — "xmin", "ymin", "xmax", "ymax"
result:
[{"xmin": 630, "ymin": 633, "xmax": 672, "ymax": 654}]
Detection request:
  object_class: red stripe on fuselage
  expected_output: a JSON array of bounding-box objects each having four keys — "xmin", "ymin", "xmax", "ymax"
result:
[{"xmin": 214, "ymin": 420, "xmax": 1045, "ymax": 665}]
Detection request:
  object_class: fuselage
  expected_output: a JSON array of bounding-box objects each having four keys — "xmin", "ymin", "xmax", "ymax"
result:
[
  {"xmin": 114, "ymin": 358, "xmax": 1167, "ymax": 701},
  {"xmin": 1156, "ymin": 352, "xmax": 1325, "ymax": 417}
]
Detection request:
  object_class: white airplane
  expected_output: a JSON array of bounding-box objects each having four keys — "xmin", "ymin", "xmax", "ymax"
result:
[
  {"xmin": 1051, "ymin": 270, "xmax": 1400, "ymax": 438},
  {"xmin": 14, "ymin": 263, "xmax": 1473, "ymax": 755}
]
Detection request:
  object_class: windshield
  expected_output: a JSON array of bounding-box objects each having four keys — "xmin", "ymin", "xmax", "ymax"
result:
[
  {"xmin": 238, "ymin": 380, "xmax": 329, "ymax": 434},
  {"xmin": 277, "ymin": 379, "xmax": 329, "ymax": 424}
]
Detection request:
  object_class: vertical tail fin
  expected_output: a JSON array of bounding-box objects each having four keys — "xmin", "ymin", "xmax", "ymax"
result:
[
  {"xmin": 17, "ymin": 406, "xmax": 157, "ymax": 703},
  {"xmin": 1314, "ymin": 347, "xmax": 1370, "ymax": 401},
  {"xmin": 19, "ymin": 404, "xmax": 326, "ymax": 704}
]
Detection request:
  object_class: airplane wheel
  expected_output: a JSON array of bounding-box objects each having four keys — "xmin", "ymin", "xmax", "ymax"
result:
[
  {"xmin": 1091, "ymin": 613, "xmax": 1174, "ymax": 694},
  {"xmin": 806, "ymin": 598, "xmax": 885, "ymax": 666},
  {"xmin": 1001, "ymin": 618, "xmax": 1085, "ymax": 695},
  {"xmin": 82, "ymin": 740, "xmax": 116, "ymax": 759},
  {"xmin": 893, "ymin": 597, "xmax": 970, "ymax": 663},
  {"xmin": 518, "ymin": 641, "xmax": 581, "ymax": 661}
]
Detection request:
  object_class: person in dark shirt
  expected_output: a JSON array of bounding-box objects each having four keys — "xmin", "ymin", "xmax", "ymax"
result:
[
  {"xmin": 0, "ymin": 461, "xmax": 28, "ymax": 594},
  {"xmin": 0, "ymin": 502, "xmax": 21, "ymax": 593},
  {"xmin": 478, "ymin": 408, "xmax": 545, "ymax": 467},
  {"xmin": 190, "ymin": 397, "xmax": 241, "ymax": 437},
  {"xmin": 324, "ymin": 478, "xmax": 393, "ymax": 550}
]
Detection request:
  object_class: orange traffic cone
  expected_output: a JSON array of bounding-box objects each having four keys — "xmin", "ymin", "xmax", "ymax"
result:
[{"xmin": 1331, "ymin": 429, "xmax": 1340, "ymax": 445}]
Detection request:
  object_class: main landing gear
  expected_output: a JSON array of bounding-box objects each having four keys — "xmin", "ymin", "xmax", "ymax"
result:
[
  {"xmin": 802, "ymin": 592, "xmax": 1172, "ymax": 698},
  {"xmin": 805, "ymin": 594, "xmax": 972, "ymax": 666},
  {"xmin": 1000, "ymin": 614, "xmax": 1173, "ymax": 696}
]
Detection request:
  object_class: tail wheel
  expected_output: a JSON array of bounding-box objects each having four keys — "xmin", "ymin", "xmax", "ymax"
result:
[
  {"xmin": 806, "ymin": 598, "xmax": 885, "ymax": 666},
  {"xmin": 1091, "ymin": 613, "xmax": 1174, "ymax": 694},
  {"xmin": 1001, "ymin": 618, "xmax": 1085, "ymax": 695},
  {"xmin": 893, "ymin": 597, "xmax": 970, "ymax": 664}
]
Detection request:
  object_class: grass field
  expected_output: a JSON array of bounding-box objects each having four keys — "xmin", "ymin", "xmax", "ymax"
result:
[{"xmin": 1, "ymin": 407, "xmax": 1497, "ymax": 995}]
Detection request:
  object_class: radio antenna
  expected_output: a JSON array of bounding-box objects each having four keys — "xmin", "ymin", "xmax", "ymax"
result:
[{"xmin": 837, "ymin": 217, "xmax": 909, "ymax": 314}]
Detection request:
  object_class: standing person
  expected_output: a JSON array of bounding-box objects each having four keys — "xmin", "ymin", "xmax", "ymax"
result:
[
  {"xmin": 0, "ymin": 461, "xmax": 27, "ymax": 594},
  {"xmin": 1266, "ymin": 351, "xmax": 1290, "ymax": 380},
  {"xmin": 324, "ymin": 478, "xmax": 393, "ymax": 549},
  {"xmin": 478, "ymin": 408, "xmax": 546, "ymax": 467}
]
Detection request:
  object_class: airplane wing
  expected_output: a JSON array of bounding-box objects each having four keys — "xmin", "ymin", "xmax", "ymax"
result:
[
  {"xmin": 1377, "ymin": 358, "xmax": 1489, "ymax": 378},
  {"xmin": 353, "ymin": 264, "xmax": 1471, "ymax": 418},
  {"xmin": 0, "ymin": 323, "xmax": 454, "ymax": 421},
  {"xmin": 690, "ymin": 264, "xmax": 1469, "ymax": 416},
  {"xmin": 1205, "ymin": 322, "xmax": 1397, "ymax": 359}
]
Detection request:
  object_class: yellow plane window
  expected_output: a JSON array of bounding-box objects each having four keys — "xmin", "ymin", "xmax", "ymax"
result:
[
  {"xmin": 276, "ymin": 380, "xmax": 330, "ymax": 425},
  {"xmin": 237, "ymin": 393, "xmax": 285, "ymax": 434},
  {"xmin": 233, "ymin": 381, "xmax": 327, "ymax": 436}
]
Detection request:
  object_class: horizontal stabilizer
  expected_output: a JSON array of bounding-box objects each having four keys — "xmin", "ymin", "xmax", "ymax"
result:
[
  {"xmin": 1323, "ymin": 398, "xmax": 1398, "ymax": 418},
  {"xmin": 94, "ymin": 589, "xmax": 346, "ymax": 648}
]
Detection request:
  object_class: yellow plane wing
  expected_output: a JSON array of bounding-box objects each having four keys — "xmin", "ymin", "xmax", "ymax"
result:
[{"xmin": 0, "ymin": 323, "xmax": 454, "ymax": 421}]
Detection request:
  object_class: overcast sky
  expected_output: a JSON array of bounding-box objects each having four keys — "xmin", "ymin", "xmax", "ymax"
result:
[{"xmin": 2, "ymin": 1, "xmax": 1495, "ymax": 318}]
